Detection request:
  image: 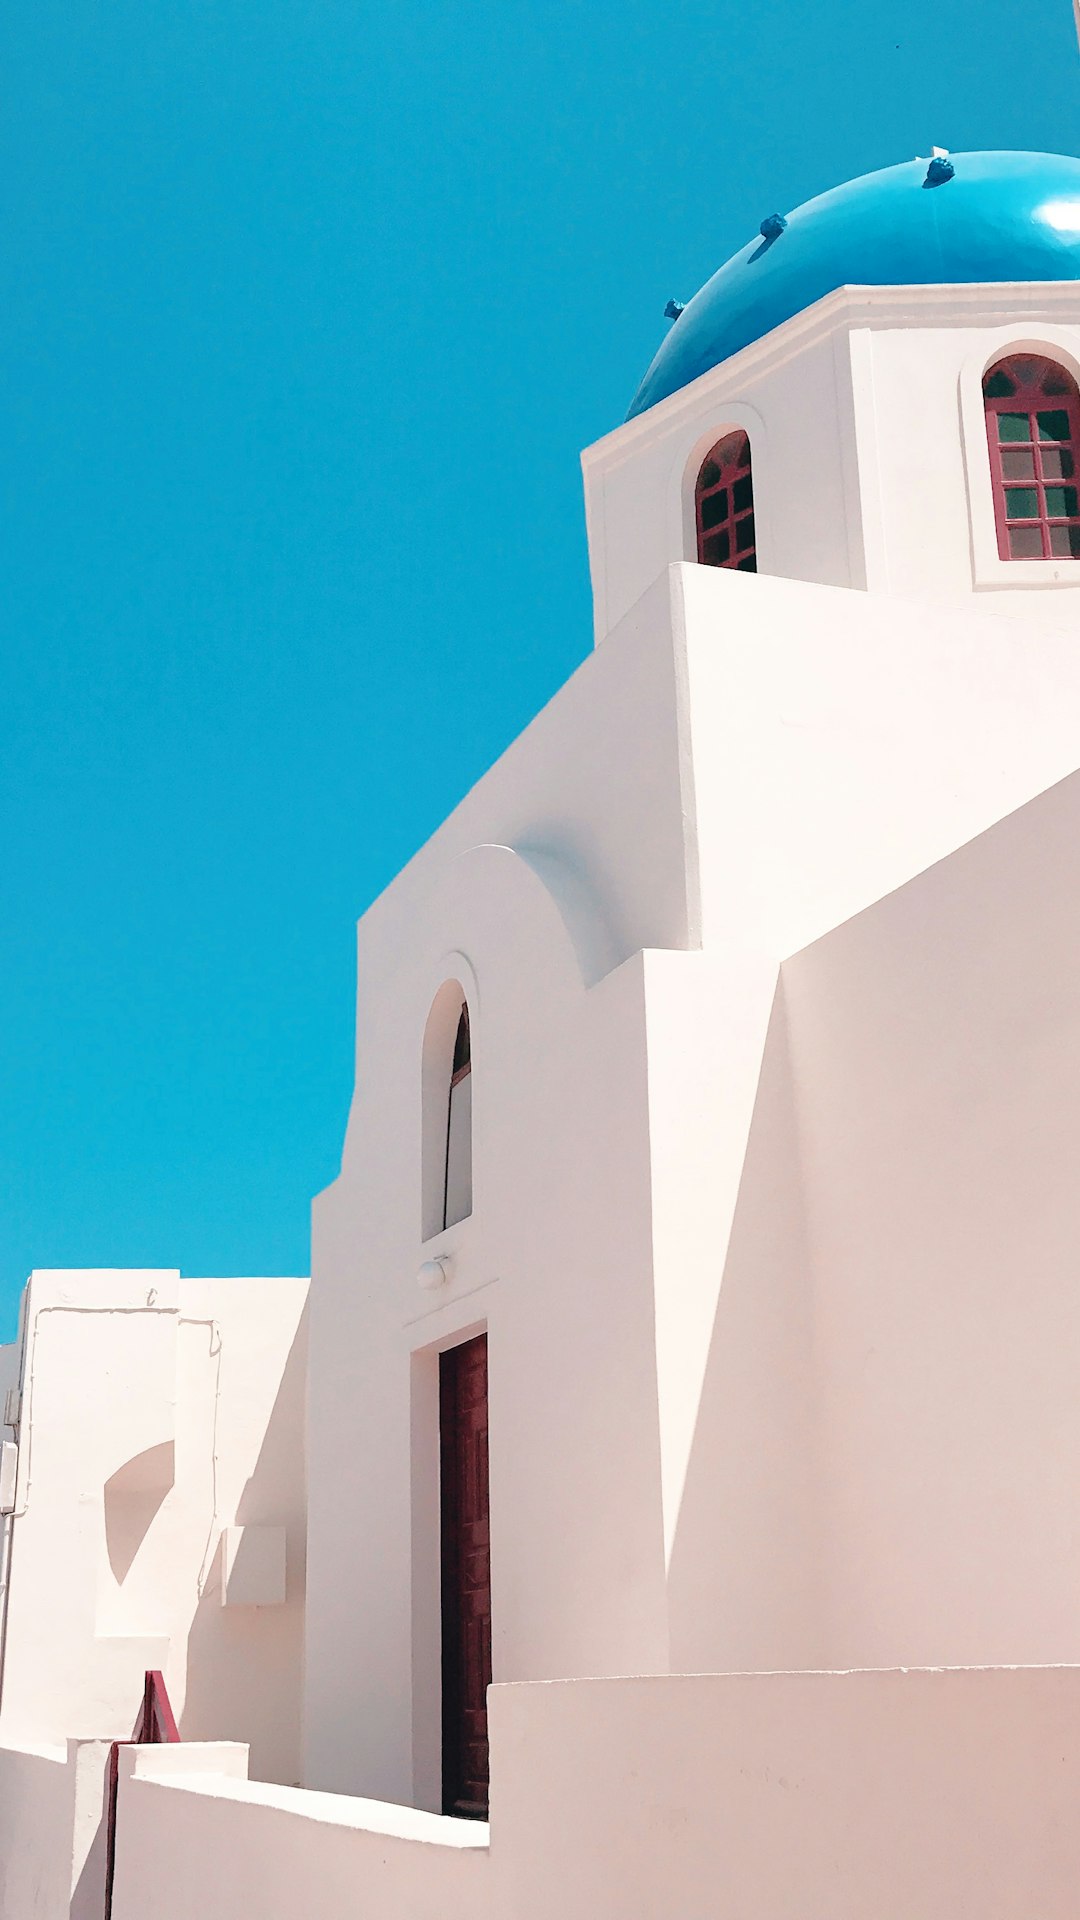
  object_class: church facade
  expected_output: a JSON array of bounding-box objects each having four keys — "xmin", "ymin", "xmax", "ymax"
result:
[{"xmin": 6, "ymin": 147, "xmax": 1080, "ymax": 1917}]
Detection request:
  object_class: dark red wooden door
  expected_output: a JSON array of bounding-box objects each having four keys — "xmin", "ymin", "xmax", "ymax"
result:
[{"xmin": 440, "ymin": 1333, "xmax": 491, "ymax": 1817}]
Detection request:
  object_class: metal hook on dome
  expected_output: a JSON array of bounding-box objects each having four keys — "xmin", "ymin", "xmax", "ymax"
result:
[
  {"xmin": 664, "ymin": 299, "xmax": 685, "ymax": 321},
  {"xmin": 923, "ymin": 154, "xmax": 955, "ymax": 188},
  {"xmin": 748, "ymin": 212, "xmax": 788, "ymax": 263}
]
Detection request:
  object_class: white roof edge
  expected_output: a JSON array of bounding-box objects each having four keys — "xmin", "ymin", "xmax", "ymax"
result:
[{"xmin": 584, "ymin": 280, "xmax": 1080, "ymax": 471}]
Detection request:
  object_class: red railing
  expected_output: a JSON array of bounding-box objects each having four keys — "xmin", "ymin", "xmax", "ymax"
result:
[{"xmin": 103, "ymin": 1669, "xmax": 180, "ymax": 1918}]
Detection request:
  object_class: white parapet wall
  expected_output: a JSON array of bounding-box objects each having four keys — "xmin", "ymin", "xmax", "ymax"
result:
[
  {"xmin": 0, "ymin": 1736, "xmax": 249, "ymax": 1920},
  {"xmin": 109, "ymin": 1744, "xmax": 490, "ymax": 1920},
  {"xmin": 0, "ymin": 1741, "xmax": 71, "ymax": 1920},
  {"xmin": 92, "ymin": 1664, "xmax": 1080, "ymax": 1920},
  {"xmin": 0, "ymin": 1736, "xmax": 115, "ymax": 1920},
  {"xmin": 492, "ymin": 1665, "xmax": 1080, "ymax": 1919},
  {"xmin": 0, "ymin": 1269, "xmax": 308, "ymax": 1785}
]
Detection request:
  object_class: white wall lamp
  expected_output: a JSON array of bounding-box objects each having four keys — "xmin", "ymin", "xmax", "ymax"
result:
[{"xmin": 417, "ymin": 1255, "xmax": 452, "ymax": 1292}]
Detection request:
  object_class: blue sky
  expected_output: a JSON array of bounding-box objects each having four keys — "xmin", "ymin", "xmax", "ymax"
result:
[{"xmin": 0, "ymin": 0, "xmax": 1076, "ymax": 1335}]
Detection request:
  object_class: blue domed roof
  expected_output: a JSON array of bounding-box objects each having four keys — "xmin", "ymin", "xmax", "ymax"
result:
[{"xmin": 627, "ymin": 150, "xmax": 1080, "ymax": 419}]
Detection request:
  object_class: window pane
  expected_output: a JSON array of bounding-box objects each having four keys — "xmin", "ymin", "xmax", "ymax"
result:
[
  {"xmin": 699, "ymin": 459, "xmax": 721, "ymax": 489},
  {"xmin": 1049, "ymin": 524, "xmax": 1080, "ymax": 556},
  {"xmin": 702, "ymin": 529, "xmax": 730, "ymax": 565},
  {"xmin": 452, "ymin": 1007, "xmax": 470, "ymax": 1075},
  {"xmin": 444, "ymin": 1074, "xmax": 472, "ymax": 1230},
  {"xmin": 1037, "ymin": 410, "xmax": 1071, "ymax": 443},
  {"xmin": 983, "ymin": 368, "xmax": 1015, "ymax": 398},
  {"xmin": 1041, "ymin": 368, "xmax": 1073, "ymax": 396},
  {"xmin": 1002, "ymin": 448, "xmax": 1036, "ymax": 480},
  {"xmin": 714, "ymin": 431, "xmax": 748, "ymax": 468},
  {"xmin": 735, "ymin": 514, "xmax": 755, "ymax": 554},
  {"xmin": 700, "ymin": 488, "xmax": 728, "ymax": 531},
  {"xmin": 736, "ymin": 555, "xmax": 757, "ymax": 572},
  {"xmin": 1041, "ymin": 447, "xmax": 1075, "ymax": 480},
  {"xmin": 1004, "ymin": 487, "xmax": 1039, "ymax": 518},
  {"xmin": 998, "ymin": 412, "xmax": 1032, "ymax": 443},
  {"xmin": 1009, "ymin": 524, "xmax": 1044, "ymax": 558},
  {"xmin": 1044, "ymin": 486, "xmax": 1079, "ymax": 517},
  {"xmin": 732, "ymin": 473, "xmax": 753, "ymax": 513},
  {"xmin": 1012, "ymin": 358, "xmax": 1042, "ymax": 386}
]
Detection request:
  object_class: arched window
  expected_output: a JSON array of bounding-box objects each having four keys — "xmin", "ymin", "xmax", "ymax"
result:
[
  {"xmin": 443, "ymin": 1004, "xmax": 472, "ymax": 1231},
  {"xmin": 983, "ymin": 355, "xmax": 1080, "ymax": 561},
  {"xmin": 695, "ymin": 431, "xmax": 756, "ymax": 572},
  {"xmin": 421, "ymin": 984, "xmax": 474, "ymax": 1239}
]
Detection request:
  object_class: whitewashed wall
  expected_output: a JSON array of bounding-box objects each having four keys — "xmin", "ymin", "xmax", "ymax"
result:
[
  {"xmin": 492, "ymin": 1667, "xmax": 1080, "ymax": 1920},
  {"xmin": 583, "ymin": 283, "xmax": 1080, "ymax": 641},
  {"xmin": 649, "ymin": 559, "xmax": 1080, "ymax": 1674},
  {"xmin": 0, "ymin": 1742, "xmax": 70, "ymax": 1920},
  {"xmin": 110, "ymin": 1744, "xmax": 488, "ymax": 1920},
  {"xmin": 585, "ymin": 314, "xmax": 856, "ymax": 638},
  {"xmin": 779, "ymin": 766, "xmax": 1080, "ymax": 1670},
  {"xmin": 860, "ymin": 304, "xmax": 1080, "ymax": 601},
  {"xmin": 0, "ymin": 1270, "xmax": 308, "ymax": 1785},
  {"xmin": 679, "ymin": 558, "xmax": 1080, "ymax": 962},
  {"xmin": 102, "ymin": 1667, "xmax": 1080, "ymax": 1920},
  {"xmin": 306, "ymin": 596, "xmax": 696, "ymax": 1806},
  {"xmin": 308, "ymin": 550, "xmax": 1080, "ymax": 1798}
]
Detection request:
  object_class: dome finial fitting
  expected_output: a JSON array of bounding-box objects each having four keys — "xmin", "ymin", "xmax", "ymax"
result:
[
  {"xmin": 759, "ymin": 212, "xmax": 787, "ymax": 241},
  {"xmin": 924, "ymin": 154, "xmax": 955, "ymax": 187},
  {"xmin": 664, "ymin": 299, "xmax": 685, "ymax": 321}
]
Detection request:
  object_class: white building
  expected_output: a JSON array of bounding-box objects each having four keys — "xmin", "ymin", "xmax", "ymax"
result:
[{"xmin": 7, "ymin": 145, "xmax": 1080, "ymax": 1919}]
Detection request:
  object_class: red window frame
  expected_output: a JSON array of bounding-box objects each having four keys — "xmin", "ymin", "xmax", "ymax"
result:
[
  {"xmin": 983, "ymin": 354, "xmax": 1080, "ymax": 562},
  {"xmin": 694, "ymin": 431, "xmax": 756, "ymax": 573}
]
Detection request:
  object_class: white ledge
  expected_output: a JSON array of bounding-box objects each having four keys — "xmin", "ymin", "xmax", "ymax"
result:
[{"xmin": 135, "ymin": 1771, "xmax": 490, "ymax": 1848}]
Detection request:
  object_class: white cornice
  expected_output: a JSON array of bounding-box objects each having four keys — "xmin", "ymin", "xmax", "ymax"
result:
[{"xmin": 583, "ymin": 281, "xmax": 1080, "ymax": 476}]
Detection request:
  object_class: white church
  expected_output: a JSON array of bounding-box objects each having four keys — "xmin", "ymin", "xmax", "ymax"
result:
[{"xmin": 5, "ymin": 143, "xmax": 1080, "ymax": 1919}]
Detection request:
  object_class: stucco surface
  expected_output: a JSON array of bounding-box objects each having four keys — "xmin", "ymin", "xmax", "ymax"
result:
[
  {"xmin": 0, "ymin": 1742, "xmax": 70, "ymax": 1920},
  {"xmin": 110, "ymin": 1761, "xmax": 489, "ymax": 1920},
  {"xmin": 493, "ymin": 1667, "xmax": 1080, "ymax": 1919},
  {"xmin": 12, "ymin": 189, "xmax": 1080, "ymax": 1918},
  {"xmin": 586, "ymin": 285, "xmax": 1080, "ymax": 631},
  {"xmin": 98, "ymin": 1667, "xmax": 1080, "ymax": 1920},
  {"xmin": 307, "ymin": 544, "xmax": 1080, "ymax": 1796},
  {"xmin": 681, "ymin": 559, "xmax": 1080, "ymax": 958},
  {"xmin": 781, "ymin": 769, "xmax": 1080, "ymax": 1668},
  {"xmin": 0, "ymin": 1270, "xmax": 308, "ymax": 1784}
]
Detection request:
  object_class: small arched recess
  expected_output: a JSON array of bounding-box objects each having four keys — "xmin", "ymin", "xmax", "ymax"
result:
[{"xmin": 421, "ymin": 981, "xmax": 473, "ymax": 1240}]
